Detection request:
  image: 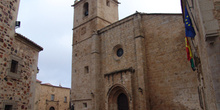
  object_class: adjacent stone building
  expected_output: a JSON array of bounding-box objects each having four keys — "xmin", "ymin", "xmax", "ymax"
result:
[
  {"xmin": 35, "ymin": 80, "xmax": 70, "ymax": 110},
  {"xmin": 71, "ymin": 0, "xmax": 219, "ymax": 110},
  {"xmin": 0, "ymin": 0, "xmax": 43, "ymax": 109},
  {"xmin": 181, "ymin": 0, "xmax": 220, "ymax": 110}
]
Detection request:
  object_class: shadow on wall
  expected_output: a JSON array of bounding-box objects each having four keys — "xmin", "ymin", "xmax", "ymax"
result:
[{"xmin": 149, "ymin": 97, "xmax": 196, "ymax": 110}]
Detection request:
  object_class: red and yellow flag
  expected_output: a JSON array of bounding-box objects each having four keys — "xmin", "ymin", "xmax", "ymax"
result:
[
  {"xmin": 185, "ymin": 37, "xmax": 196, "ymax": 71},
  {"xmin": 185, "ymin": 37, "xmax": 193, "ymax": 61}
]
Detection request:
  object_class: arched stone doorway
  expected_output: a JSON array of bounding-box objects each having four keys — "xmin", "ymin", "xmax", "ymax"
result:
[
  {"xmin": 49, "ymin": 107, "xmax": 55, "ymax": 110},
  {"xmin": 107, "ymin": 85, "xmax": 130, "ymax": 110}
]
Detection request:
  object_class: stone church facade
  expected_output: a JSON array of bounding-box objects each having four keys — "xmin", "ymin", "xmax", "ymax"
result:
[
  {"xmin": 70, "ymin": 0, "xmax": 220, "ymax": 110},
  {"xmin": 0, "ymin": 0, "xmax": 43, "ymax": 109},
  {"xmin": 35, "ymin": 80, "xmax": 70, "ymax": 110}
]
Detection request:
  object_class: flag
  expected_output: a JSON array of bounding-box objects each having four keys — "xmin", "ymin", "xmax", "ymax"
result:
[
  {"xmin": 185, "ymin": 7, "xmax": 196, "ymax": 38},
  {"xmin": 185, "ymin": 37, "xmax": 196, "ymax": 71}
]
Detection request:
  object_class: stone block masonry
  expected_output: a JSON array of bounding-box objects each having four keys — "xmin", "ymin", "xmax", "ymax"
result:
[
  {"xmin": 0, "ymin": 0, "xmax": 43, "ymax": 110},
  {"xmin": 72, "ymin": 0, "xmax": 219, "ymax": 109}
]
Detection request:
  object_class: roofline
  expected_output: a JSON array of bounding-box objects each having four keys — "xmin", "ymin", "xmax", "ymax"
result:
[
  {"xmin": 98, "ymin": 12, "xmax": 183, "ymax": 34},
  {"xmin": 41, "ymin": 83, "xmax": 70, "ymax": 89},
  {"xmin": 72, "ymin": 0, "xmax": 120, "ymax": 7},
  {"xmin": 141, "ymin": 13, "xmax": 182, "ymax": 15},
  {"xmin": 72, "ymin": 0, "xmax": 86, "ymax": 7},
  {"xmin": 36, "ymin": 79, "xmax": 42, "ymax": 83},
  {"xmin": 98, "ymin": 12, "xmax": 135, "ymax": 33},
  {"xmin": 112, "ymin": 0, "xmax": 120, "ymax": 4},
  {"xmin": 15, "ymin": 33, "xmax": 43, "ymax": 51}
]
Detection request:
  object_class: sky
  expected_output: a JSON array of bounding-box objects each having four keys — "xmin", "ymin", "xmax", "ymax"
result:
[{"xmin": 16, "ymin": 0, "xmax": 182, "ymax": 88}]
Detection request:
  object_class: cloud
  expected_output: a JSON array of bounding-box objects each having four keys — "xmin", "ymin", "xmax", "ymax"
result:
[
  {"xmin": 17, "ymin": 0, "xmax": 73, "ymax": 88},
  {"xmin": 119, "ymin": 0, "xmax": 181, "ymax": 19}
]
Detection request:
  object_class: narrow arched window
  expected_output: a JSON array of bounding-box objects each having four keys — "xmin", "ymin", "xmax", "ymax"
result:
[
  {"xmin": 83, "ymin": 2, "xmax": 89, "ymax": 16},
  {"xmin": 106, "ymin": 0, "xmax": 110, "ymax": 6},
  {"xmin": 49, "ymin": 107, "xmax": 55, "ymax": 110}
]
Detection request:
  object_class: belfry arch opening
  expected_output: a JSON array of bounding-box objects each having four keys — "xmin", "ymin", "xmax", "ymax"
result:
[
  {"xmin": 49, "ymin": 107, "xmax": 55, "ymax": 110},
  {"xmin": 83, "ymin": 2, "xmax": 89, "ymax": 16},
  {"xmin": 107, "ymin": 85, "xmax": 130, "ymax": 110}
]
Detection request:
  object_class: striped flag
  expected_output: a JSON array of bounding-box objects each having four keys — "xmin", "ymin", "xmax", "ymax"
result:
[
  {"xmin": 185, "ymin": 37, "xmax": 196, "ymax": 71},
  {"xmin": 184, "ymin": 7, "xmax": 196, "ymax": 71}
]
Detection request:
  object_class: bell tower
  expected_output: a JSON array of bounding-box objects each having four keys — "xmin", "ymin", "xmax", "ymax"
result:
[
  {"xmin": 72, "ymin": 0, "xmax": 119, "ymax": 45},
  {"xmin": 71, "ymin": 0, "xmax": 119, "ymax": 109}
]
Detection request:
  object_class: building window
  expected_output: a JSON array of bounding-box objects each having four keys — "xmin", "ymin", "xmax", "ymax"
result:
[
  {"xmin": 10, "ymin": 60, "xmax": 18, "ymax": 73},
  {"xmin": 113, "ymin": 44, "xmax": 124, "ymax": 61},
  {"xmin": 64, "ymin": 96, "xmax": 67, "ymax": 103},
  {"xmin": 5, "ymin": 105, "xmax": 13, "ymax": 110},
  {"xmin": 83, "ymin": 103, "xmax": 87, "ymax": 108},
  {"xmin": 7, "ymin": 55, "xmax": 22, "ymax": 79},
  {"xmin": 51, "ymin": 94, "xmax": 55, "ymax": 101},
  {"xmin": 49, "ymin": 107, "xmax": 55, "ymax": 110},
  {"xmin": 3, "ymin": 100, "xmax": 17, "ymax": 110},
  {"xmin": 117, "ymin": 48, "xmax": 123, "ymax": 57},
  {"xmin": 83, "ymin": 2, "xmax": 89, "ymax": 16},
  {"xmin": 106, "ymin": 0, "xmax": 110, "ymax": 6},
  {"xmin": 84, "ymin": 66, "xmax": 89, "ymax": 73}
]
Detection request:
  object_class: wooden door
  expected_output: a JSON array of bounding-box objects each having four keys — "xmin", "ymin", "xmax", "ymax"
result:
[{"xmin": 117, "ymin": 93, "xmax": 129, "ymax": 110}]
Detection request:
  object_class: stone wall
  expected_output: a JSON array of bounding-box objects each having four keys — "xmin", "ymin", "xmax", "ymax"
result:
[
  {"xmin": 34, "ymin": 80, "xmax": 41, "ymax": 110},
  {"xmin": 0, "ymin": 33, "xmax": 42, "ymax": 110},
  {"xmin": 71, "ymin": 11, "xmax": 204, "ymax": 110},
  {"xmin": 0, "ymin": 0, "xmax": 43, "ymax": 109},
  {"xmin": 71, "ymin": 0, "xmax": 212, "ymax": 110},
  {"xmin": 99, "ymin": 15, "xmax": 137, "ymax": 110},
  {"xmin": 71, "ymin": 0, "xmax": 120, "ymax": 109},
  {"xmin": 142, "ymin": 14, "xmax": 201, "ymax": 110},
  {"xmin": 98, "ymin": 13, "xmax": 202, "ymax": 110},
  {"xmin": 35, "ymin": 82, "xmax": 70, "ymax": 110}
]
